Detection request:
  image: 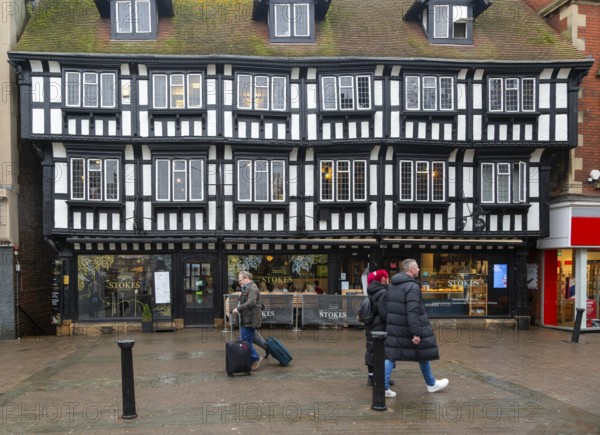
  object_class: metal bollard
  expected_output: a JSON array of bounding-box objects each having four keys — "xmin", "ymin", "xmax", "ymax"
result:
[
  {"xmin": 371, "ymin": 331, "xmax": 387, "ymax": 411},
  {"xmin": 570, "ymin": 308, "xmax": 586, "ymax": 343},
  {"xmin": 117, "ymin": 339, "xmax": 138, "ymax": 419}
]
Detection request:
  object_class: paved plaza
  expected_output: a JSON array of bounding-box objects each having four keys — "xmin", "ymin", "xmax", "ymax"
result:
[{"xmin": 1, "ymin": 324, "xmax": 599, "ymax": 434}]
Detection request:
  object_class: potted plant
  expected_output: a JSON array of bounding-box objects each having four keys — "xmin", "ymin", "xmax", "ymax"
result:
[{"xmin": 141, "ymin": 303, "xmax": 153, "ymax": 332}]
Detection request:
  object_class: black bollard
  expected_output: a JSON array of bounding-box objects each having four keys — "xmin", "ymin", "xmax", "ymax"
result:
[
  {"xmin": 117, "ymin": 339, "xmax": 137, "ymax": 419},
  {"xmin": 571, "ymin": 308, "xmax": 586, "ymax": 343},
  {"xmin": 371, "ymin": 331, "xmax": 387, "ymax": 411}
]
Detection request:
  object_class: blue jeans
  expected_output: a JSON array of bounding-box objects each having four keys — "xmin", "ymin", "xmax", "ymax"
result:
[
  {"xmin": 385, "ymin": 359, "xmax": 436, "ymax": 389},
  {"xmin": 240, "ymin": 326, "xmax": 260, "ymax": 362}
]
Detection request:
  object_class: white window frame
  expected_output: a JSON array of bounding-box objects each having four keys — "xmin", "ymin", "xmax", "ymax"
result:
[
  {"xmin": 488, "ymin": 77, "xmax": 536, "ymax": 113},
  {"xmin": 152, "ymin": 73, "xmax": 203, "ymax": 109},
  {"xmin": 399, "ymin": 160, "xmax": 446, "ymax": 202},
  {"xmin": 237, "ymin": 159, "xmax": 286, "ymax": 202},
  {"xmin": 65, "ymin": 72, "xmax": 117, "ymax": 109},
  {"xmin": 433, "ymin": 5, "xmax": 449, "ymax": 39},
  {"xmin": 321, "ymin": 75, "xmax": 372, "ymax": 111},
  {"xmin": 405, "ymin": 75, "xmax": 454, "ymax": 111},
  {"xmin": 319, "ymin": 159, "xmax": 368, "ymax": 202},
  {"xmin": 236, "ymin": 74, "xmax": 287, "ymax": 111},
  {"xmin": 155, "ymin": 158, "xmax": 205, "ymax": 202},
  {"xmin": 273, "ymin": 3, "xmax": 311, "ymax": 38},
  {"xmin": 481, "ymin": 161, "xmax": 527, "ymax": 204},
  {"xmin": 70, "ymin": 158, "xmax": 120, "ymax": 201},
  {"xmin": 116, "ymin": 0, "xmax": 151, "ymax": 34}
]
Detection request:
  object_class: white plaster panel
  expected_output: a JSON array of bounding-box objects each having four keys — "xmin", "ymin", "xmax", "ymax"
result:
[
  {"xmin": 418, "ymin": 122, "xmax": 427, "ymax": 139},
  {"xmin": 99, "ymin": 213, "xmax": 107, "ymax": 230},
  {"xmin": 473, "ymin": 84, "xmax": 482, "ymax": 109},
  {"xmin": 68, "ymin": 119, "xmax": 76, "ymax": 135},
  {"xmin": 539, "ymin": 83, "xmax": 550, "ymax": 109},
  {"xmin": 463, "ymin": 167, "xmax": 474, "ymax": 197},
  {"xmin": 385, "ymin": 200, "xmax": 394, "ymax": 229},
  {"xmin": 86, "ymin": 212, "xmax": 94, "ymax": 230},
  {"xmin": 513, "ymin": 124, "xmax": 521, "ymax": 141},
  {"xmin": 224, "ymin": 79, "xmax": 233, "ymax": 106},
  {"xmin": 157, "ymin": 214, "xmax": 165, "ymax": 231},
  {"xmin": 292, "ymin": 114, "xmax": 300, "ymax": 140},
  {"xmin": 397, "ymin": 212, "xmax": 405, "ymax": 230},
  {"xmin": 457, "ymin": 83, "xmax": 466, "ymax": 110},
  {"xmin": 30, "ymin": 60, "xmax": 43, "ymax": 72},
  {"xmin": 289, "ymin": 203, "xmax": 297, "ymax": 231},
  {"xmin": 305, "ymin": 202, "xmax": 314, "ymax": 231},
  {"xmin": 529, "ymin": 167, "xmax": 539, "ymax": 198},
  {"xmin": 264, "ymin": 123, "xmax": 273, "ymax": 140},
  {"xmin": 32, "ymin": 77, "xmax": 44, "ymax": 103},
  {"xmin": 154, "ymin": 121, "xmax": 163, "ymax": 136},
  {"xmin": 289, "ymin": 166, "xmax": 298, "ymax": 197},
  {"xmin": 108, "ymin": 120, "xmax": 117, "ymax": 136},
  {"xmin": 349, "ymin": 122, "xmax": 357, "ymax": 139},
  {"xmin": 525, "ymin": 125, "xmax": 533, "ymax": 141},
  {"xmin": 370, "ymin": 203, "xmax": 377, "ymax": 230},
  {"xmin": 194, "ymin": 121, "xmax": 202, "ymax": 136},
  {"xmin": 370, "ymin": 166, "xmax": 378, "ymax": 196},
  {"xmin": 487, "ymin": 125, "xmax": 495, "ymax": 141},
  {"xmin": 322, "ymin": 124, "xmax": 331, "ymax": 140},
  {"xmin": 143, "ymin": 202, "xmax": 152, "ymax": 230},
  {"xmin": 224, "ymin": 202, "xmax": 233, "ymax": 230},
  {"xmin": 278, "ymin": 124, "xmax": 286, "ymax": 139},
  {"xmin": 390, "ymin": 81, "xmax": 400, "ymax": 106},
  {"xmin": 555, "ymin": 114, "xmax": 568, "ymax": 141},
  {"xmin": 386, "ymin": 165, "xmax": 394, "ymax": 195},
  {"xmin": 446, "ymin": 122, "xmax": 454, "ymax": 141},
  {"xmin": 250, "ymin": 213, "xmax": 259, "ymax": 231},
  {"xmin": 538, "ymin": 115, "xmax": 550, "ymax": 141},
  {"xmin": 331, "ymin": 213, "xmax": 340, "ymax": 230},
  {"xmin": 557, "ymin": 68, "xmax": 571, "ymax": 79},
  {"xmin": 391, "ymin": 112, "xmax": 400, "ymax": 137},
  {"xmin": 81, "ymin": 119, "xmax": 89, "ymax": 136},
  {"xmin": 54, "ymin": 200, "xmax": 68, "ymax": 228},
  {"xmin": 357, "ymin": 213, "xmax": 365, "ymax": 230},
  {"xmin": 375, "ymin": 81, "xmax": 383, "ymax": 106},
  {"xmin": 139, "ymin": 111, "xmax": 148, "ymax": 137},
  {"xmin": 122, "ymin": 111, "xmax": 131, "ymax": 136},
  {"xmin": 307, "ymin": 83, "xmax": 317, "ymax": 110},
  {"xmin": 183, "ymin": 213, "xmax": 191, "ymax": 230},
  {"xmin": 335, "ymin": 122, "xmax": 343, "ymax": 139},
  {"xmin": 410, "ymin": 213, "xmax": 418, "ymax": 230},
  {"xmin": 473, "ymin": 115, "xmax": 481, "ymax": 141},
  {"xmin": 139, "ymin": 80, "xmax": 148, "ymax": 106},
  {"xmin": 207, "ymin": 79, "xmax": 216, "ymax": 105},
  {"xmin": 514, "ymin": 215, "xmax": 522, "ymax": 232},
  {"xmin": 167, "ymin": 121, "xmax": 176, "ymax": 137},
  {"xmin": 540, "ymin": 69, "xmax": 553, "ymax": 80},
  {"xmin": 142, "ymin": 145, "xmax": 151, "ymax": 161},
  {"xmin": 405, "ymin": 121, "xmax": 413, "ymax": 138},
  {"xmin": 308, "ymin": 114, "xmax": 317, "ymax": 140},
  {"xmin": 277, "ymin": 213, "xmax": 284, "ymax": 231},
  {"xmin": 196, "ymin": 213, "xmax": 204, "ymax": 230},
  {"xmin": 113, "ymin": 213, "xmax": 120, "ymax": 230},
  {"xmin": 51, "ymin": 109, "xmax": 62, "ymax": 134},
  {"xmin": 55, "ymin": 162, "xmax": 68, "ymax": 194},
  {"xmin": 208, "ymin": 110, "xmax": 217, "ymax": 136},
  {"xmin": 361, "ymin": 121, "xmax": 369, "ymax": 138},
  {"xmin": 224, "ymin": 111, "xmax": 233, "ymax": 137},
  {"xmin": 344, "ymin": 213, "xmax": 352, "ymax": 229},
  {"xmin": 72, "ymin": 211, "xmax": 81, "ymax": 230},
  {"xmin": 209, "ymin": 202, "xmax": 216, "ymax": 230},
  {"xmin": 423, "ymin": 214, "xmax": 431, "ymax": 230},
  {"xmin": 431, "ymin": 123, "xmax": 439, "ymax": 140},
  {"xmin": 449, "ymin": 167, "xmax": 456, "ymax": 198},
  {"xmin": 181, "ymin": 120, "xmax": 189, "ymax": 136},
  {"xmin": 125, "ymin": 202, "xmax": 135, "ymax": 230},
  {"xmin": 49, "ymin": 77, "xmax": 61, "ymax": 103},
  {"xmin": 375, "ymin": 112, "xmax": 383, "ymax": 138},
  {"xmin": 251, "ymin": 122, "xmax": 260, "ymax": 138},
  {"xmin": 556, "ymin": 83, "xmax": 568, "ymax": 108},
  {"xmin": 305, "ymin": 167, "xmax": 314, "ymax": 197},
  {"xmin": 528, "ymin": 203, "xmax": 540, "ymax": 231},
  {"xmin": 291, "ymin": 83, "xmax": 300, "ymax": 109},
  {"xmin": 489, "ymin": 214, "xmax": 498, "ymax": 231},
  {"xmin": 125, "ymin": 164, "xmax": 136, "ymax": 196},
  {"xmin": 499, "ymin": 124, "xmax": 507, "ymax": 141},
  {"xmin": 264, "ymin": 214, "xmax": 272, "ymax": 231}
]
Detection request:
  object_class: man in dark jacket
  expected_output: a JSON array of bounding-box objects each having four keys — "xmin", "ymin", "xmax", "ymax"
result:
[
  {"xmin": 232, "ymin": 270, "xmax": 263, "ymax": 370},
  {"xmin": 383, "ymin": 259, "xmax": 449, "ymax": 397},
  {"xmin": 364, "ymin": 269, "xmax": 389, "ymax": 386}
]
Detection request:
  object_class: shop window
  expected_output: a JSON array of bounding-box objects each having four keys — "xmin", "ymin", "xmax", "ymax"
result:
[
  {"xmin": 77, "ymin": 254, "xmax": 172, "ymax": 320},
  {"xmin": 70, "ymin": 157, "xmax": 120, "ymax": 201}
]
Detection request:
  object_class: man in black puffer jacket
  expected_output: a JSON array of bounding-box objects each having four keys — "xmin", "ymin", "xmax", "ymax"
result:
[{"xmin": 383, "ymin": 259, "xmax": 449, "ymax": 398}]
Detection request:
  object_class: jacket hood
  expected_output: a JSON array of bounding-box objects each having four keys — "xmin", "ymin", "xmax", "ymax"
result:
[
  {"xmin": 367, "ymin": 280, "xmax": 387, "ymax": 296},
  {"xmin": 390, "ymin": 272, "xmax": 418, "ymax": 286}
]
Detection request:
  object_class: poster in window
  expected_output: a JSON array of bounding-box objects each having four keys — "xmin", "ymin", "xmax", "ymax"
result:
[
  {"xmin": 493, "ymin": 264, "xmax": 508, "ymax": 288},
  {"xmin": 154, "ymin": 271, "xmax": 171, "ymax": 304}
]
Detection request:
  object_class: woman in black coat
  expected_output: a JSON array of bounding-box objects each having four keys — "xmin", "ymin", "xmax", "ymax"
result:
[
  {"xmin": 364, "ymin": 269, "xmax": 389, "ymax": 386},
  {"xmin": 383, "ymin": 259, "xmax": 449, "ymax": 397}
]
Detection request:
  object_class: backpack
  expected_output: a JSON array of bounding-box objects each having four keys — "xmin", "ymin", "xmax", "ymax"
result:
[{"xmin": 357, "ymin": 295, "xmax": 375, "ymax": 324}]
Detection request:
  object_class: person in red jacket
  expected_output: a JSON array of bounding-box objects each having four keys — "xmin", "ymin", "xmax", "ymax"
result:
[{"xmin": 314, "ymin": 280, "xmax": 324, "ymax": 294}]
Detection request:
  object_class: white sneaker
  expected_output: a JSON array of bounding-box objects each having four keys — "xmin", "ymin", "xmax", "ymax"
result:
[
  {"xmin": 385, "ymin": 389, "xmax": 397, "ymax": 398},
  {"xmin": 427, "ymin": 378, "xmax": 449, "ymax": 393}
]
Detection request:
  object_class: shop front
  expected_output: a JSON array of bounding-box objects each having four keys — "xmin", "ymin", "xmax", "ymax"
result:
[{"xmin": 538, "ymin": 202, "xmax": 600, "ymax": 331}]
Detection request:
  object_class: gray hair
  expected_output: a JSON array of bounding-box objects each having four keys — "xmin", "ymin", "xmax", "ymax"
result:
[
  {"xmin": 402, "ymin": 259, "xmax": 417, "ymax": 273},
  {"xmin": 238, "ymin": 270, "xmax": 253, "ymax": 280}
]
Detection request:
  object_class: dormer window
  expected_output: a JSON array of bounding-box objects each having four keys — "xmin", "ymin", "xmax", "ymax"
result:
[
  {"xmin": 269, "ymin": 1, "xmax": 315, "ymax": 42},
  {"xmin": 404, "ymin": 0, "xmax": 490, "ymax": 45},
  {"xmin": 111, "ymin": 0, "xmax": 158, "ymax": 40}
]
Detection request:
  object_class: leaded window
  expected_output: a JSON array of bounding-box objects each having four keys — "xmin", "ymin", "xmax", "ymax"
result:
[
  {"xmin": 480, "ymin": 162, "xmax": 527, "ymax": 204},
  {"xmin": 321, "ymin": 75, "xmax": 372, "ymax": 111},
  {"xmin": 399, "ymin": 160, "xmax": 446, "ymax": 202},
  {"xmin": 488, "ymin": 77, "xmax": 536, "ymax": 113},
  {"xmin": 70, "ymin": 158, "xmax": 120, "ymax": 201},
  {"xmin": 237, "ymin": 159, "xmax": 286, "ymax": 202},
  {"xmin": 152, "ymin": 73, "xmax": 203, "ymax": 109},
  {"xmin": 320, "ymin": 159, "xmax": 367, "ymax": 202},
  {"xmin": 65, "ymin": 72, "xmax": 116, "ymax": 108},
  {"xmin": 237, "ymin": 74, "xmax": 287, "ymax": 111},
  {"xmin": 155, "ymin": 158, "xmax": 204, "ymax": 202},
  {"xmin": 405, "ymin": 75, "xmax": 454, "ymax": 111}
]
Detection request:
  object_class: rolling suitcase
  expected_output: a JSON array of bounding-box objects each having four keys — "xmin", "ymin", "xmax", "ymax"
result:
[
  {"xmin": 265, "ymin": 336, "xmax": 293, "ymax": 366},
  {"xmin": 226, "ymin": 316, "xmax": 252, "ymax": 376}
]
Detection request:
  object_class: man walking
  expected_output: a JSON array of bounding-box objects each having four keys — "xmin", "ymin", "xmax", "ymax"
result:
[
  {"xmin": 232, "ymin": 270, "xmax": 263, "ymax": 370},
  {"xmin": 383, "ymin": 259, "xmax": 448, "ymax": 397}
]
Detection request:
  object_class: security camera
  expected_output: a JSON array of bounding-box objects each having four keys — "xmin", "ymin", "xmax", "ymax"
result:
[{"xmin": 590, "ymin": 169, "xmax": 600, "ymax": 182}]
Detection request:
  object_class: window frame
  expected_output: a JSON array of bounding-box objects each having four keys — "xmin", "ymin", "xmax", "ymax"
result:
[
  {"xmin": 404, "ymin": 74, "xmax": 455, "ymax": 111},
  {"xmin": 320, "ymin": 75, "xmax": 372, "ymax": 111},
  {"xmin": 70, "ymin": 157, "xmax": 120, "ymax": 202},
  {"xmin": 65, "ymin": 71, "xmax": 117, "ymax": 109},
  {"xmin": 398, "ymin": 159, "xmax": 447, "ymax": 203},
  {"xmin": 488, "ymin": 77, "xmax": 537, "ymax": 113},
  {"xmin": 480, "ymin": 161, "xmax": 527, "ymax": 204},
  {"xmin": 114, "ymin": 0, "xmax": 155, "ymax": 39},
  {"xmin": 428, "ymin": 2, "xmax": 473, "ymax": 44},
  {"xmin": 236, "ymin": 159, "xmax": 287, "ymax": 203},
  {"xmin": 236, "ymin": 74, "xmax": 288, "ymax": 112},
  {"xmin": 269, "ymin": 1, "xmax": 314, "ymax": 42},
  {"xmin": 319, "ymin": 159, "xmax": 368, "ymax": 202},
  {"xmin": 151, "ymin": 72, "xmax": 204, "ymax": 110},
  {"xmin": 154, "ymin": 158, "xmax": 205, "ymax": 202}
]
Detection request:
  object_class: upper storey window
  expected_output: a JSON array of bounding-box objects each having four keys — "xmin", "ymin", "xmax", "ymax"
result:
[
  {"xmin": 65, "ymin": 71, "xmax": 116, "ymax": 109},
  {"xmin": 237, "ymin": 74, "xmax": 287, "ymax": 111},
  {"xmin": 405, "ymin": 75, "xmax": 454, "ymax": 111},
  {"xmin": 432, "ymin": 5, "xmax": 469, "ymax": 40},
  {"xmin": 152, "ymin": 73, "xmax": 203, "ymax": 109},
  {"xmin": 321, "ymin": 75, "xmax": 372, "ymax": 111},
  {"xmin": 269, "ymin": 1, "xmax": 315, "ymax": 42},
  {"xmin": 111, "ymin": 0, "xmax": 157, "ymax": 40},
  {"xmin": 488, "ymin": 78, "xmax": 536, "ymax": 113}
]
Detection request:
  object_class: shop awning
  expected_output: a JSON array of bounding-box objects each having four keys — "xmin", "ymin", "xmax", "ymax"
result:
[
  {"xmin": 223, "ymin": 237, "xmax": 378, "ymax": 247},
  {"xmin": 382, "ymin": 237, "xmax": 526, "ymax": 249}
]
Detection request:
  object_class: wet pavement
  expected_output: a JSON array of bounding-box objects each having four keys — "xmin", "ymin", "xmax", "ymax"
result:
[{"xmin": 1, "ymin": 324, "xmax": 599, "ymax": 434}]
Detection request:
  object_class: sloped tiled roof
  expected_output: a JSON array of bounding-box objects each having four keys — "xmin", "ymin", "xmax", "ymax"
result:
[{"xmin": 12, "ymin": 0, "xmax": 588, "ymax": 62}]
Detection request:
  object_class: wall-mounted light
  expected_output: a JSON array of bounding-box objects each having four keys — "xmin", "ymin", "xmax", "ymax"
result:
[{"xmin": 588, "ymin": 169, "xmax": 600, "ymax": 188}]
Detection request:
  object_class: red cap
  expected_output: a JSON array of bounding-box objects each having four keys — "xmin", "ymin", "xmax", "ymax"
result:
[{"xmin": 367, "ymin": 269, "xmax": 389, "ymax": 285}]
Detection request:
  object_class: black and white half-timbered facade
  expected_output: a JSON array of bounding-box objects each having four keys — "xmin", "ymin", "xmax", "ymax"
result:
[{"xmin": 9, "ymin": 0, "xmax": 591, "ymax": 328}]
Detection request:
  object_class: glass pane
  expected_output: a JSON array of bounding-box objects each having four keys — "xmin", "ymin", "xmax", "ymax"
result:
[
  {"xmin": 105, "ymin": 159, "xmax": 119, "ymax": 200},
  {"xmin": 272, "ymin": 77, "xmax": 286, "ymax": 110},
  {"xmin": 88, "ymin": 159, "xmax": 102, "ymax": 200},
  {"xmin": 432, "ymin": 162, "xmax": 445, "ymax": 201},
  {"xmin": 357, "ymin": 76, "xmax": 371, "ymax": 109},
  {"xmin": 83, "ymin": 73, "xmax": 98, "ymax": 108},
  {"xmin": 255, "ymin": 160, "xmax": 269, "ymax": 201},
  {"xmin": 184, "ymin": 261, "xmax": 214, "ymax": 309},
  {"xmin": 136, "ymin": 0, "xmax": 151, "ymax": 33},
  {"xmin": 489, "ymin": 79, "xmax": 502, "ymax": 111},
  {"xmin": 416, "ymin": 161, "xmax": 429, "ymax": 201},
  {"xmin": 237, "ymin": 75, "xmax": 252, "ymax": 109},
  {"xmin": 497, "ymin": 163, "xmax": 510, "ymax": 203},
  {"xmin": 322, "ymin": 77, "xmax": 337, "ymax": 110},
  {"xmin": 255, "ymin": 76, "xmax": 269, "ymax": 110},
  {"xmin": 156, "ymin": 159, "xmax": 170, "ymax": 200},
  {"xmin": 238, "ymin": 160, "xmax": 252, "ymax": 201},
  {"xmin": 440, "ymin": 77, "xmax": 453, "ymax": 110},
  {"xmin": 505, "ymin": 78, "xmax": 519, "ymax": 112},
  {"xmin": 423, "ymin": 76, "xmax": 437, "ymax": 110},
  {"xmin": 337, "ymin": 161, "xmax": 350, "ymax": 201},
  {"xmin": 71, "ymin": 158, "xmax": 85, "ymax": 199},
  {"xmin": 271, "ymin": 161, "xmax": 285, "ymax": 201},
  {"xmin": 190, "ymin": 159, "xmax": 203, "ymax": 201},
  {"xmin": 353, "ymin": 161, "xmax": 367, "ymax": 201},
  {"xmin": 153, "ymin": 75, "xmax": 167, "ymax": 109},
  {"xmin": 433, "ymin": 5, "xmax": 449, "ymax": 38},
  {"xmin": 170, "ymin": 74, "xmax": 185, "ymax": 109},
  {"xmin": 294, "ymin": 4, "xmax": 310, "ymax": 37},
  {"xmin": 116, "ymin": 1, "xmax": 132, "ymax": 33},
  {"xmin": 173, "ymin": 159, "xmax": 187, "ymax": 201},
  {"xmin": 66, "ymin": 72, "xmax": 80, "ymax": 107},
  {"xmin": 187, "ymin": 74, "xmax": 202, "ymax": 108},
  {"xmin": 399, "ymin": 161, "xmax": 413, "ymax": 200},
  {"xmin": 405, "ymin": 76, "xmax": 420, "ymax": 109},
  {"xmin": 321, "ymin": 161, "xmax": 334, "ymax": 201},
  {"xmin": 522, "ymin": 78, "xmax": 535, "ymax": 111},
  {"xmin": 481, "ymin": 164, "xmax": 494, "ymax": 202},
  {"xmin": 101, "ymin": 73, "xmax": 115, "ymax": 108},
  {"xmin": 339, "ymin": 76, "xmax": 354, "ymax": 110},
  {"xmin": 274, "ymin": 4, "xmax": 291, "ymax": 37}
]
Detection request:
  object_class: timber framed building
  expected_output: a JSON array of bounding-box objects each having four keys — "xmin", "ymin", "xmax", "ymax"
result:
[{"xmin": 8, "ymin": 0, "xmax": 592, "ymax": 329}]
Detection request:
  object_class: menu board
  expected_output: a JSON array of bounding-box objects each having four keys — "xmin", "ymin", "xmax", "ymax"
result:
[{"xmin": 154, "ymin": 271, "xmax": 171, "ymax": 304}]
